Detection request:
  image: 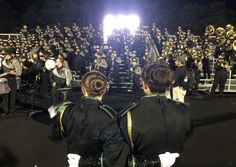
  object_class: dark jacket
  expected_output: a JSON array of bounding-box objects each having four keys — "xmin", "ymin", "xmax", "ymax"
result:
[
  {"xmin": 49, "ymin": 97, "xmax": 129, "ymax": 167},
  {"xmin": 173, "ymin": 66, "xmax": 190, "ymax": 90},
  {"xmin": 120, "ymin": 94, "xmax": 191, "ymax": 158}
]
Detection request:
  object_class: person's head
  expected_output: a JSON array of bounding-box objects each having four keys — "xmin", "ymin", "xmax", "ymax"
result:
[
  {"xmin": 141, "ymin": 63, "xmax": 174, "ymax": 94},
  {"xmin": 96, "ymin": 46, "xmax": 100, "ymax": 53},
  {"xmin": 131, "ymin": 59, "xmax": 138, "ymax": 66},
  {"xmin": 174, "ymin": 55, "xmax": 186, "ymax": 67},
  {"xmin": 3, "ymin": 48, "xmax": 14, "ymax": 60},
  {"xmin": 81, "ymin": 71, "xmax": 107, "ymax": 99},
  {"xmin": 55, "ymin": 58, "xmax": 64, "ymax": 68},
  {"xmin": 32, "ymin": 53, "xmax": 39, "ymax": 60},
  {"xmin": 218, "ymin": 55, "xmax": 224, "ymax": 62}
]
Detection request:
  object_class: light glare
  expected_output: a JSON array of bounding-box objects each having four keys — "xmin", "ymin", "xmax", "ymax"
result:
[{"xmin": 103, "ymin": 14, "xmax": 140, "ymax": 42}]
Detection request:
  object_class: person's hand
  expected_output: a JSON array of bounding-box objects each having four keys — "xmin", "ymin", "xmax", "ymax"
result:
[
  {"xmin": 159, "ymin": 152, "xmax": 179, "ymax": 167},
  {"xmin": 67, "ymin": 153, "xmax": 81, "ymax": 167},
  {"xmin": 53, "ymin": 82, "xmax": 56, "ymax": 87},
  {"xmin": 48, "ymin": 105, "xmax": 58, "ymax": 119}
]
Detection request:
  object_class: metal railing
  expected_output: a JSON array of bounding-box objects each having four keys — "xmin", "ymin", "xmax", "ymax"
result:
[{"xmin": 0, "ymin": 33, "xmax": 20, "ymax": 40}]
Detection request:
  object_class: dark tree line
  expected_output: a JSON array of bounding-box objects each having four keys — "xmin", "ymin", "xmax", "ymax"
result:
[{"xmin": 0, "ymin": 0, "xmax": 236, "ymax": 33}]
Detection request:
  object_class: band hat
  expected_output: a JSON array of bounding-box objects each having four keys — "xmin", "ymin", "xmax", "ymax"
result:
[{"xmin": 218, "ymin": 55, "xmax": 224, "ymax": 59}]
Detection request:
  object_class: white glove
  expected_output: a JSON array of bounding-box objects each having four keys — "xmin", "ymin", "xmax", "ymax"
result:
[
  {"xmin": 67, "ymin": 153, "xmax": 81, "ymax": 167},
  {"xmin": 48, "ymin": 105, "xmax": 58, "ymax": 118},
  {"xmin": 159, "ymin": 152, "xmax": 179, "ymax": 167}
]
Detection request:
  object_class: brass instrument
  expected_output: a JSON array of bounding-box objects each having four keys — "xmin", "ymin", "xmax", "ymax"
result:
[
  {"xmin": 225, "ymin": 24, "xmax": 234, "ymax": 32},
  {"xmin": 214, "ymin": 27, "xmax": 226, "ymax": 46},
  {"xmin": 233, "ymin": 40, "xmax": 236, "ymax": 51},
  {"xmin": 220, "ymin": 60, "xmax": 229, "ymax": 69},
  {"xmin": 205, "ymin": 25, "xmax": 215, "ymax": 35},
  {"xmin": 226, "ymin": 30, "xmax": 236, "ymax": 40},
  {"xmin": 215, "ymin": 27, "xmax": 226, "ymax": 37}
]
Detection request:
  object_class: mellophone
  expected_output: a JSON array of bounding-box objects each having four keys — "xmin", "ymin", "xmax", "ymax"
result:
[{"xmin": 0, "ymin": 78, "xmax": 11, "ymax": 95}]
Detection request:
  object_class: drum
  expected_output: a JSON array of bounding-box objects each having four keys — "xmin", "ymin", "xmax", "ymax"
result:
[{"xmin": 0, "ymin": 78, "xmax": 11, "ymax": 95}]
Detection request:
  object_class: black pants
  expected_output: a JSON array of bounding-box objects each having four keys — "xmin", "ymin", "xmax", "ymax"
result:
[
  {"xmin": 2, "ymin": 78, "xmax": 17, "ymax": 114},
  {"xmin": 40, "ymin": 70, "xmax": 50, "ymax": 96},
  {"xmin": 193, "ymin": 71, "xmax": 201, "ymax": 93},
  {"xmin": 133, "ymin": 76, "xmax": 141, "ymax": 97},
  {"xmin": 51, "ymin": 86, "xmax": 66, "ymax": 106},
  {"xmin": 210, "ymin": 70, "xmax": 227, "ymax": 96},
  {"xmin": 203, "ymin": 67, "xmax": 211, "ymax": 79},
  {"xmin": 112, "ymin": 67, "xmax": 121, "ymax": 83}
]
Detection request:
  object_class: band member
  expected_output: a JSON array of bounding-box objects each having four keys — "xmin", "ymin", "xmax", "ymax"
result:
[
  {"xmin": 111, "ymin": 51, "xmax": 121, "ymax": 83},
  {"xmin": 92, "ymin": 52, "xmax": 108, "ymax": 75},
  {"xmin": 105, "ymin": 46, "xmax": 113, "ymax": 77},
  {"xmin": 50, "ymin": 57, "xmax": 72, "ymax": 105},
  {"xmin": 49, "ymin": 71, "xmax": 129, "ymax": 167},
  {"xmin": 1, "ymin": 48, "xmax": 22, "ymax": 115},
  {"xmin": 124, "ymin": 46, "xmax": 130, "ymax": 71},
  {"xmin": 192, "ymin": 57, "xmax": 202, "ymax": 95},
  {"xmin": 130, "ymin": 59, "xmax": 142, "ymax": 98},
  {"xmin": 74, "ymin": 46, "xmax": 87, "ymax": 77},
  {"xmin": 130, "ymin": 51, "xmax": 139, "ymax": 65},
  {"xmin": 120, "ymin": 63, "xmax": 192, "ymax": 167},
  {"xmin": 210, "ymin": 55, "xmax": 228, "ymax": 97},
  {"xmin": 27, "ymin": 53, "xmax": 44, "ymax": 86},
  {"xmin": 172, "ymin": 55, "xmax": 188, "ymax": 103},
  {"xmin": 143, "ymin": 49, "xmax": 152, "ymax": 66},
  {"xmin": 202, "ymin": 55, "xmax": 211, "ymax": 80}
]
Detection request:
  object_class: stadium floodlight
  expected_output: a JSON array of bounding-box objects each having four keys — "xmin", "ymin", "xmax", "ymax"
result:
[
  {"xmin": 103, "ymin": 14, "xmax": 140, "ymax": 42},
  {"xmin": 127, "ymin": 14, "xmax": 140, "ymax": 35},
  {"xmin": 115, "ymin": 15, "xmax": 127, "ymax": 29},
  {"xmin": 103, "ymin": 15, "xmax": 115, "ymax": 42}
]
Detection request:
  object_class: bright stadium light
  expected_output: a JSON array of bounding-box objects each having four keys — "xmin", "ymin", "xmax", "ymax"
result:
[
  {"xmin": 103, "ymin": 15, "xmax": 115, "ymax": 42},
  {"xmin": 127, "ymin": 14, "xmax": 140, "ymax": 35},
  {"xmin": 115, "ymin": 15, "xmax": 127, "ymax": 29},
  {"xmin": 103, "ymin": 14, "xmax": 140, "ymax": 42}
]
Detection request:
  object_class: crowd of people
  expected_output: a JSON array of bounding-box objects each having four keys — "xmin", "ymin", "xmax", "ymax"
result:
[
  {"xmin": 0, "ymin": 22, "xmax": 235, "ymax": 114},
  {"xmin": 48, "ymin": 67, "xmax": 191, "ymax": 167},
  {"xmin": 152, "ymin": 23, "xmax": 236, "ymax": 97},
  {"xmin": 0, "ymin": 22, "xmax": 235, "ymax": 166}
]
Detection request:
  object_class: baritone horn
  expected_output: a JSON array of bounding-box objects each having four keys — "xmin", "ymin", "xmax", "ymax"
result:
[
  {"xmin": 205, "ymin": 25, "xmax": 215, "ymax": 35},
  {"xmin": 225, "ymin": 24, "xmax": 234, "ymax": 32},
  {"xmin": 226, "ymin": 30, "xmax": 236, "ymax": 40},
  {"xmin": 215, "ymin": 27, "xmax": 226, "ymax": 37}
]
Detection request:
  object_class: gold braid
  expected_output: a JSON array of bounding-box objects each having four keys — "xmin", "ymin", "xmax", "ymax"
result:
[{"xmin": 127, "ymin": 111, "xmax": 134, "ymax": 150}]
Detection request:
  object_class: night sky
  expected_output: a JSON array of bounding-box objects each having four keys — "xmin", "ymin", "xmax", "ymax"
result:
[{"xmin": 8, "ymin": 0, "xmax": 236, "ymax": 14}]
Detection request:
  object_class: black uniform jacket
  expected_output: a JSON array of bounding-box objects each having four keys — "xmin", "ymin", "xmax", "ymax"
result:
[
  {"xmin": 120, "ymin": 94, "xmax": 192, "ymax": 157},
  {"xmin": 173, "ymin": 66, "xmax": 188, "ymax": 89},
  {"xmin": 49, "ymin": 97, "xmax": 129, "ymax": 167}
]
